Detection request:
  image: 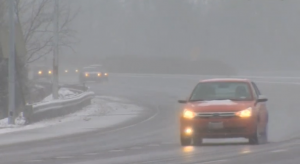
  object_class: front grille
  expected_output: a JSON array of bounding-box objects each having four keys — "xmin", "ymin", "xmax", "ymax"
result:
[
  {"xmin": 198, "ymin": 127, "xmax": 245, "ymax": 133},
  {"xmin": 195, "ymin": 112, "xmax": 237, "ymax": 119}
]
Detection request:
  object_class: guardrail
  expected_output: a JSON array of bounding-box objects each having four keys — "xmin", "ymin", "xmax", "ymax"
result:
[{"xmin": 24, "ymin": 85, "xmax": 95, "ymax": 124}]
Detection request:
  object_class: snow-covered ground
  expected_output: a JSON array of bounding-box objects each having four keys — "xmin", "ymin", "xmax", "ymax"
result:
[
  {"xmin": 0, "ymin": 96, "xmax": 143, "ymax": 145},
  {"xmin": 41, "ymin": 87, "xmax": 79, "ymax": 102},
  {"xmin": 0, "ymin": 87, "xmax": 82, "ymax": 128}
]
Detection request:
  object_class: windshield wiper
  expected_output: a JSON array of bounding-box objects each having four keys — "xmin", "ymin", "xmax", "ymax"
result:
[{"xmin": 189, "ymin": 99, "xmax": 205, "ymax": 102}]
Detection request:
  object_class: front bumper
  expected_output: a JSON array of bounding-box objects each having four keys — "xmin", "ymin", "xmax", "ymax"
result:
[
  {"xmin": 82, "ymin": 76, "xmax": 103, "ymax": 81},
  {"xmin": 180, "ymin": 116, "xmax": 256, "ymax": 138},
  {"xmin": 34, "ymin": 75, "xmax": 52, "ymax": 79}
]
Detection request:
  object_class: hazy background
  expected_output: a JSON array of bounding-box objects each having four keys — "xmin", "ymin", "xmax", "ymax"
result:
[{"xmin": 59, "ymin": 0, "xmax": 300, "ymax": 74}]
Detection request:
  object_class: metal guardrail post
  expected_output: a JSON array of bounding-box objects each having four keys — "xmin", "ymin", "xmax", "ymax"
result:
[{"xmin": 8, "ymin": 0, "xmax": 16, "ymax": 124}]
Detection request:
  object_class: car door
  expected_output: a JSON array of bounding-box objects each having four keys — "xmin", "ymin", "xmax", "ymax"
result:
[{"xmin": 251, "ymin": 81, "xmax": 268, "ymax": 127}]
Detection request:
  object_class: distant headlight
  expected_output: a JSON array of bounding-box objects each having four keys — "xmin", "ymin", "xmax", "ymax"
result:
[
  {"xmin": 65, "ymin": 70, "xmax": 68, "ymax": 73},
  {"xmin": 183, "ymin": 109, "xmax": 196, "ymax": 119},
  {"xmin": 48, "ymin": 70, "xmax": 52, "ymax": 74},
  {"xmin": 235, "ymin": 107, "xmax": 252, "ymax": 118},
  {"xmin": 85, "ymin": 73, "xmax": 89, "ymax": 77},
  {"xmin": 98, "ymin": 73, "xmax": 101, "ymax": 77},
  {"xmin": 75, "ymin": 69, "xmax": 79, "ymax": 73},
  {"xmin": 104, "ymin": 73, "xmax": 108, "ymax": 76},
  {"xmin": 38, "ymin": 71, "xmax": 42, "ymax": 75}
]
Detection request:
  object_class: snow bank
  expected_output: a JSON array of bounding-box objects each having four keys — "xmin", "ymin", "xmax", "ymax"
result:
[
  {"xmin": 0, "ymin": 113, "xmax": 26, "ymax": 128},
  {"xmin": 41, "ymin": 88, "xmax": 79, "ymax": 102},
  {"xmin": 0, "ymin": 96, "xmax": 141, "ymax": 135}
]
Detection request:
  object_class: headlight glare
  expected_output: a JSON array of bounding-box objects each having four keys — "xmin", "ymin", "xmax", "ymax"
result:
[
  {"xmin": 183, "ymin": 109, "xmax": 195, "ymax": 119},
  {"xmin": 235, "ymin": 107, "xmax": 252, "ymax": 118}
]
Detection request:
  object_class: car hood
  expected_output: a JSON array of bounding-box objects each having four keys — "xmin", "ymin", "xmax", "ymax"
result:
[
  {"xmin": 186, "ymin": 100, "xmax": 255, "ymax": 112},
  {"xmin": 85, "ymin": 72, "xmax": 100, "ymax": 74}
]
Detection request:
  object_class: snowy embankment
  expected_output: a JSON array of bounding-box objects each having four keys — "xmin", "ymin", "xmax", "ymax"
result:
[
  {"xmin": 0, "ymin": 95, "xmax": 142, "ymax": 144},
  {"xmin": 0, "ymin": 87, "xmax": 81, "ymax": 128},
  {"xmin": 41, "ymin": 87, "xmax": 80, "ymax": 102}
]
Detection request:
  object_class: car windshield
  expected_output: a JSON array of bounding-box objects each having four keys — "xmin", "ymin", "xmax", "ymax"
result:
[
  {"xmin": 189, "ymin": 81, "xmax": 253, "ymax": 101},
  {"xmin": 36, "ymin": 67, "xmax": 49, "ymax": 71},
  {"xmin": 83, "ymin": 67, "xmax": 99, "ymax": 72}
]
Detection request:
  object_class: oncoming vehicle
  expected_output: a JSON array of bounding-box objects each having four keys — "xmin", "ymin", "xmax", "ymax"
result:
[
  {"xmin": 178, "ymin": 78, "xmax": 268, "ymax": 146},
  {"xmin": 87, "ymin": 64, "xmax": 109, "ymax": 81},
  {"xmin": 32, "ymin": 66, "xmax": 52, "ymax": 80},
  {"xmin": 79, "ymin": 66, "xmax": 108, "ymax": 83}
]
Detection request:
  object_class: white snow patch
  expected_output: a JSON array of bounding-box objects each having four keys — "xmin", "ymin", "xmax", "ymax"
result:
[
  {"xmin": 96, "ymin": 95, "xmax": 129, "ymax": 103},
  {"xmin": 0, "ymin": 96, "xmax": 142, "ymax": 136},
  {"xmin": 197, "ymin": 100, "xmax": 237, "ymax": 106},
  {"xmin": 41, "ymin": 88, "xmax": 79, "ymax": 102},
  {"xmin": 0, "ymin": 113, "xmax": 27, "ymax": 128}
]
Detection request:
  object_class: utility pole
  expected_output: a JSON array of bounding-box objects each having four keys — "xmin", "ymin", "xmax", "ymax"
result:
[
  {"xmin": 8, "ymin": 0, "xmax": 16, "ymax": 124},
  {"xmin": 52, "ymin": 0, "xmax": 59, "ymax": 99}
]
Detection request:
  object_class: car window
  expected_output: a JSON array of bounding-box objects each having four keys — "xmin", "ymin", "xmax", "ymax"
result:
[
  {"xmin": 83, "ymin": 67, "xmax": 99, "ymax": 72},
  {"xmin": 190, "ymin": 82, "xmax": 253, "ymax": 101},
  {"xmin": 251, "ymin": 81, "xmax": 261, "ymax": 96}
]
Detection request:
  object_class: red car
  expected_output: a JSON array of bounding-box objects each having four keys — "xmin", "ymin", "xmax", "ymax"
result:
[{"xmin": 178, "ymin": 78, "xmax": 268, "ymax": 146}]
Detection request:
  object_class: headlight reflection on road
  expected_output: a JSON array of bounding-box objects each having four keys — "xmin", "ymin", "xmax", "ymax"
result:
[
  {"xmin": 240, "ymin": 146, "xmax": 252, "ymax": 154},
  {"xmin": 182, "ymin": 146, "xmax": 195, "ymax": 163},
  {"xmin": 182, "ymin": 146, "xmax": 194, "ymax": 153}
]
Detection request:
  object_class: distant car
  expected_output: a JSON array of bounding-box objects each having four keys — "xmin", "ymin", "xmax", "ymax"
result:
[
  {"xmin": 178, "ymin": 78, "xmax": 268, "ymax": 146},
  {"xmin": 32, "ymin": 66, "xmax": 52, "ymax": 81},
  {"xmin": 86, "ymin": 65, "xmax": 109, "ymax": 81},
  {"xmin": 79, "ymin": 66, "xmax": 108, "ymax": 83}
]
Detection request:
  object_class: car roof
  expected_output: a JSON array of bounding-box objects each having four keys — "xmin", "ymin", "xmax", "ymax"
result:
[
  {"xmin": 89, "ymin": 64, "xmax": 102, "ymax": 67},
  {"xmin": 200, "ymin": 78, "xmax": 251, "ymax": 83},
  {"xmin": 83, "ymin": 67, "xmax": 97, "ymax": 69},
  {"xmin": 35, "ymin": 66, "xmax": 51, "ymax": 69}
]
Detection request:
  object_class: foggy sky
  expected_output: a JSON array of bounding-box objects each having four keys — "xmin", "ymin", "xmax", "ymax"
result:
[{"xmin": 67, "ymin": 0, "xmax": 300, "ymax": 72}]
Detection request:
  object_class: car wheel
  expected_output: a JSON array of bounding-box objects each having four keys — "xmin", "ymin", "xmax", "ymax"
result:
[
  {"xmin": 262, "ymin": 125, "xmax": 268, "ymax": 144},
  {"xmin": 249, "ymin": 124, "xmax": 267, "ymax": 145},
  {"xmin": 192, "ymin": 136, "xmax": 203, "ymax": 146},
  {"xmin": 180, "ymin": 136, "xmax": 192, "ymax": 146}
]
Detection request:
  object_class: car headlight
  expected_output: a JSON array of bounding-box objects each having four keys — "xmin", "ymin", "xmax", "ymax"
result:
[
  {"xmin": 105, "ymin": 73, "xmax": 108, "ymax": 76},
  {"xmin": 183, "ymin": 109, "xmax": 196, "ymax": 119},
  {"xmin": 38, "ymin": 71, "xmax": 42, "ymax": 75},
  {"xmin": 85, "ymin": 73, "xmax": 89, "ymax": 77},
  {"xmin": 98, "ymin": 73, "xmax": 101, "ymax": 77},
  {"xmin": 48, "ymin": 70, "xmax": 52, "ymax": 74},
  {"xmin": 235, "ymin": 107, "xmax": 252, "ymax": 118}
]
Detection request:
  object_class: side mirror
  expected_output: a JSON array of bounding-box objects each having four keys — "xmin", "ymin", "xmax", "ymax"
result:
[
  {"xmin": 257, "ymin": 95, "xmax": 268, "ymax": 102},
  {"xmin": 178, "ymin": 100, "xmax": 188, "ymax": 104}
]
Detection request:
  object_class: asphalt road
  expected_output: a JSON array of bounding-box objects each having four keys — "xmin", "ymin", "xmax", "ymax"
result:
[{"xmin": 1, "ymin": 75, "xmax": 300, "ymax": 164}]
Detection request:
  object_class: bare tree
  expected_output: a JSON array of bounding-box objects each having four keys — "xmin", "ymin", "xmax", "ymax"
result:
[
  {"xmin": 0, "ymin": 0, "xmax": 79, "ymax": 119},
  {"xmin": 14, "ymin": 0, "xmax": 79, "ymax": 64}
]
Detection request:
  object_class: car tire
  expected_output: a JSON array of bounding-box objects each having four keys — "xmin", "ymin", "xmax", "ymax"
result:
[
  {"xmin": 180, "ymin": 136, "xmax": 192, "ymax": 146},
  {"xmin": 192, "ymin": 137, "xmax": 203, "ymax": 146},
  {"xmin": 262, "ymin": 125, "xmax": 268, "ymax": 144},
  {"xmin": 249, "ymin": 124, "xmax": 267, "ymax": 145}
]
